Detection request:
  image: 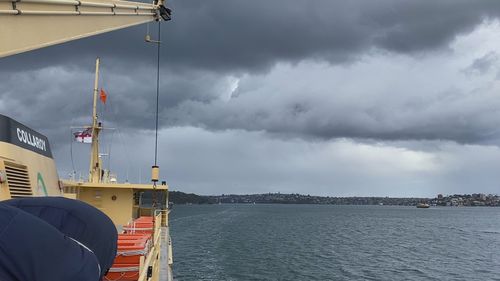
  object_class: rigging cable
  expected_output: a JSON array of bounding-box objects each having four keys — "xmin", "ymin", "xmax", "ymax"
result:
[
  {"xmin": 152, "ymin": 20, "xmax": 161, "ymax": 209},
  {"xmin": 70, "ymin": 129, "xmax": 76, "ymax": 179},
  {"xmin": 154, "ymin": 21, "xmax": 161, "ymax": 168}
]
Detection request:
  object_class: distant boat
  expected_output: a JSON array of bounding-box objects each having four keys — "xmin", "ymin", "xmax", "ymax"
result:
[{"xmin": 416, "ymin": 203, "xmax": 430, "ymax": 208}]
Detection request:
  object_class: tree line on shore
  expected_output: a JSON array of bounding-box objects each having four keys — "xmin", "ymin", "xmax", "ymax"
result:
[{"xmin": 169, "ymin": 191, "xmax": 500, "ymax": 206}]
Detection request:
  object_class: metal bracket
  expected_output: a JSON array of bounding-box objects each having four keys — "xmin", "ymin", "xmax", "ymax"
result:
[{"xmin": 145, "ymin": 34, "xmax": 161, "ymax": 44}]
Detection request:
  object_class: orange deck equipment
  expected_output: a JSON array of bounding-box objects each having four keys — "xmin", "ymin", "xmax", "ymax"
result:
[
  {"xmin": 122, "ymin": 216, "xmax": 154, "ymax": 234},
  {"xmin": 104, "ymin": 217, "xmax": 154, "ymax": 281}
]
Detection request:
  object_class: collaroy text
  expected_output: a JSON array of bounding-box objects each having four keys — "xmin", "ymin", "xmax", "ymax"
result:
[{"xmin": 17, "ymin": 128, "xmax": 46, "ymax": 152}]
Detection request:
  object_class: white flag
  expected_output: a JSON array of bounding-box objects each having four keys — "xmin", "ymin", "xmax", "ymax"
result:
[{"xmin": 73, "ymin": 128, "xmax": 92, "ymax": 143}]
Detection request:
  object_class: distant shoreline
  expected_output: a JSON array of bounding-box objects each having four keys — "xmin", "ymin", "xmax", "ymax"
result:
[{"xmin": 169, "ymin": 191, "xmax": 500, "ymax": 207}]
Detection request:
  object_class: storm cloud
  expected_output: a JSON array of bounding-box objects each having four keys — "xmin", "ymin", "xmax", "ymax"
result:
[
  {"xmin": 3, "ymin": 0, "xmax": 500, "ymax": 72},
  {"xmin": 3, "ymin": 1, "xmax": 500, "ymax": 196}
]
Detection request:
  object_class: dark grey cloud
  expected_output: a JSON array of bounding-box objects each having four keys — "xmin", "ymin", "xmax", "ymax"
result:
[
  {"xmin": 4, "ymin": 39, "xmax": 500, "ymax": 148},
  {"xmin": 3, "ymin": 1, "xmax": 500, "ymax": 140},
  {"xmin": 2, "ymin": 2, "xmax": 500, "ymax": 145},
  {"xmin": 366, "ymin": 1, "xmax": 488, "ymax": 53},
  {"xmin": 0, "ymin": 64, "xmax": 228, "ymax": 150},
  {"xmin": 2, "ymin": 0, "xmax": 500, "ymax": 74},
  {"xmin": 157, "ymin": 51, "xmax": 500, "ymax": 144}
]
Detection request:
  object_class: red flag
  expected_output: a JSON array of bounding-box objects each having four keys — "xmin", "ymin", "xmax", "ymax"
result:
[{"xmin": 100, "ymin": 88, "xmax": 107, "ymax": 104}]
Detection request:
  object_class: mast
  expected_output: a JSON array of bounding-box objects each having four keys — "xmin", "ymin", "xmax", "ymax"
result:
[{"xmin": 89, "ymin": 57, "xmax": 101, "ymax": 183}]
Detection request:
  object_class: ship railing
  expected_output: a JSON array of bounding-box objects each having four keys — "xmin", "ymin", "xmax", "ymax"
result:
[
  {"xmin": 154, "ymin": 209, "xmax": 174, "ymax": 281},
  {"xmin": 136, "ymin": 212, "xmax": 163, "ymax": 281}
]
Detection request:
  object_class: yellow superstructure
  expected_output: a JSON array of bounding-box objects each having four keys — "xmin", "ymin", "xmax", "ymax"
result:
[{"xmin": 0, "ymin": 117, "xmax": 61, "ymax": 200}]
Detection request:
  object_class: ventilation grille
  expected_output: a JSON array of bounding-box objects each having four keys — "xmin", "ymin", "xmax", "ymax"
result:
[{"xmin": 5, "ymin": 162, "xmax": 32, "ymax": 198}]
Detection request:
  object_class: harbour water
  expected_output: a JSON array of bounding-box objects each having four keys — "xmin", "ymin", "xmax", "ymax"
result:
[{"xmin": 170, "ymin": 204, "xmax": 500, "ymax": 280}]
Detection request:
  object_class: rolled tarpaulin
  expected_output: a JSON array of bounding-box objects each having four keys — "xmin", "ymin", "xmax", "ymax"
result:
[
  {"xmin": 0, "ymin": 203, "xmax": 100, "ymax": 281},
  {"xmin": 4, "ymin": 197, "xmax": 118, "ymax": 277}
]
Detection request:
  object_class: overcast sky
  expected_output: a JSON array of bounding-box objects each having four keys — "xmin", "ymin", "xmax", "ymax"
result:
[{"xmin": 3, "ymin": 0, "xmax": 500, "ymax": 197}]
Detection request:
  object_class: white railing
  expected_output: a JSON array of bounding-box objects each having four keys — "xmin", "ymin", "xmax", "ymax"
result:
[{"xmin": 135, "ymin": 209, "xmax": 172, "ymax": 281}]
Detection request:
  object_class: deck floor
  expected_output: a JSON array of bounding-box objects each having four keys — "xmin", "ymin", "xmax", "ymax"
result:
[{"xmin": 159, "ymin": 226, "xmax": 173, "ymax": 281}]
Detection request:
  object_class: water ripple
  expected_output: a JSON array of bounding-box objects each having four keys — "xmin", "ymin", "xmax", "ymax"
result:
[{"xmin": 170, "ymin": 205, "xmax": 500, "ymax": 281}]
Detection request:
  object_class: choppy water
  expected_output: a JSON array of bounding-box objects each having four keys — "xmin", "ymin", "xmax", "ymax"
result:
[{"xmin": 169, "ymin": 204, "xmax": 500, "ymax": 281}]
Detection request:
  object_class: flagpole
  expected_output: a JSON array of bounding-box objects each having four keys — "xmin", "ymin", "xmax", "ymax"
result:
[
  {"xmin": 89, "ymin": 57, "xmax": 101, "ymax": 183},
  {"xmin": 93, "ymin": 58, "xmax": 99, "ymax": 131}
]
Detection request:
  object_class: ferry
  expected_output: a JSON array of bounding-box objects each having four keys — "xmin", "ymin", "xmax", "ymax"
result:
[
  {"xmin": 416, "ymin": 203, "xmax": 430, "ymax": 208},
  {"xmin": 0, "ymin": 1, "xmax": 173, "ymax": 280}
]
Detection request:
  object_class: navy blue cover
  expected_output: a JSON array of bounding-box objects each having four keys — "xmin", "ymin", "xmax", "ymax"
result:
[
  {"xmin": 0, "ymin": 203, "xmax": 100, "ymax": 281},
  {"xmin": 4, "ymin": 197, "xmax": 118, "ymax": 277}
]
